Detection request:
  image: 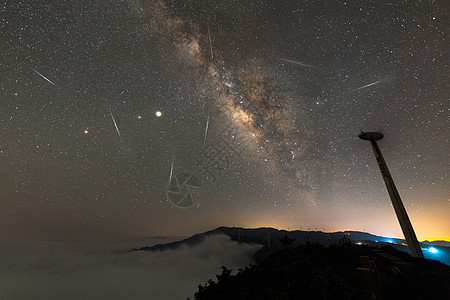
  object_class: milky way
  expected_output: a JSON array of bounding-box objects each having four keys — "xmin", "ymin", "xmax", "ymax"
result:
[
  {"xmin": 1, "ymin": 0, "xmax": 448, "ymax": 241},
  {"xmin": 141, "ymin": 0, "xmax": 313, "ymax": 195}
]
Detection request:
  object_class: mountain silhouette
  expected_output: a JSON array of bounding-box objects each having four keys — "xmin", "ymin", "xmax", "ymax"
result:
[{"xmin": 133, "ymin": 226, "xmax": 450, "ymax": 265}]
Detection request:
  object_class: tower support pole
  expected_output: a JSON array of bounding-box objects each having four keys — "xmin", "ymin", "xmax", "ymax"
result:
[{"xmin": 360, "ymin": 132, "xmax": 424, "ymax": 258}]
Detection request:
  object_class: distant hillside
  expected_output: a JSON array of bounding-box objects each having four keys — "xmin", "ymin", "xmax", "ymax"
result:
[
  {"xmin": 192, "ymin": 244, "xmax": 450, "ymax": 300},
  {"xmin": 133, "ymin": 226, "xmax": 450, "ymax": 265},
  {"xmin": 422, "ymin": 240, "xmax": 450, "ymax": 247},
  {"xmin": 133, "ymin": 226, "xmax": 388, "ymax": 253}
]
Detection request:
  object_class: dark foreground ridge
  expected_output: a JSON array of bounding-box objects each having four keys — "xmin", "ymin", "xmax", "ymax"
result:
[{"xmin": 193, "ymin": 243, "xmax": 450, "ymax": 300}]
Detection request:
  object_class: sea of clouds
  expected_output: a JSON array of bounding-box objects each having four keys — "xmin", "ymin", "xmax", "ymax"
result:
[{"xmin": 0, "ymin": 234, "xmax": 262, "ymax": 300}]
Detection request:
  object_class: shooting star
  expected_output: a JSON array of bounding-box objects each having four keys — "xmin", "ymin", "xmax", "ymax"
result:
[
  {"xmin": 168, "ymin": 160, "xmax": 174, "ymax": 187},
  {"xmin": 31, "ymin": 67, "xmax": 57, "ymax": 86},
  {"xmin": 352, "ymin": 80, "xmax": 382, "ymax": 92},
  {"xmin": 203, "ymin": 115, "xmax": 210, "ymax": 146},
  {"xmin": 278, "ymin": 57, "xmax": 317, "ymax": 69},
  {"xmin": 108, "ymin": 107, "xmax": 122, "ymax": 139},
  {"xmin": 207, "ymin": 23, "xmax": 213, "ymax": 59}
]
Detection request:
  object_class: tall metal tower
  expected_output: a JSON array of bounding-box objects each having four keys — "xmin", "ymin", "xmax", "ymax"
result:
[{"xmin": 358, "ymin": 132, "xmax": 424, "ymax": 258}]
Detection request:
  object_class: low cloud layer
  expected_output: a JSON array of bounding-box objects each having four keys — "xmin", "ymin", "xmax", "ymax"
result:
[{"xmin": 0, "ymin": 234, "xmax": 262, "ymax": 300}]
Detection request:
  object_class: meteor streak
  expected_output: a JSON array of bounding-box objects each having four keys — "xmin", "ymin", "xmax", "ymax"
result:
[
  {"xmin": 203, "ymin": 115, "xmax": 210, "ymax": 146},
  {"xmin": 168, "ymin": 160, "xmax": 174, "ymax": 187},
  {"xmin": 31, "ymin": 67, "xmax": 57, "ymax": 86},
  {"xmin": 207, "ymin": 23, "xmax": 213, "ymax": 59},
  {"xmin": 108, "ymin": 107, "xmax": 122, "ymax": 139},
  {"xmin": 278, "ymin": 57, "xmax": 317, "ymax": 69},
  {"xmin": 352, "ymin": 80, "xmax": 382, "ymax": 92}
]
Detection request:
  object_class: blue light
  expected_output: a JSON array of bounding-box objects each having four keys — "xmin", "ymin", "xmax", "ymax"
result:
[{"xmin": 428, "ymin": 247, "xmax": 438, "ymax": 253}]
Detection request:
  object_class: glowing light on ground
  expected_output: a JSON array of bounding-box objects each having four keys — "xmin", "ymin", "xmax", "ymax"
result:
[
  {"xmin": 428, "ymin": 247, "xmax": 438, "ymax": 253},
  {"xmin": 156, "ymin": 111, "xmax": 162, "ymax": 117}
]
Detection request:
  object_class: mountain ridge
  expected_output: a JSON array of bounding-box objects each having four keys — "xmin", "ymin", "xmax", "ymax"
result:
[{"xmin": 133, "ymin": 226, "xmax": 450, "ymax": 265}]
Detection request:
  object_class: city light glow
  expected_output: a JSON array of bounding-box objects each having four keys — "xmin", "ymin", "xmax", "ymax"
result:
[{"xmin": 428, "ymin": 247, "xmax": 438, "ymax": 254}]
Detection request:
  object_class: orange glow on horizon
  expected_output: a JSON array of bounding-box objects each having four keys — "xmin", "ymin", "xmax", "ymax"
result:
[
  {"xmin": 240, "ymin": 216, "xmax": 449, "ymax": 242},
  {"xmin": 421, "ymin": 236, "xmax": 450, "ymax": 242}
]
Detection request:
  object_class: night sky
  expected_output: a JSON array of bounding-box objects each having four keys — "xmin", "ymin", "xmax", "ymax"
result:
[{"xmin": 1, "ymin": 0, "xmax": 448, "ymax": 242}]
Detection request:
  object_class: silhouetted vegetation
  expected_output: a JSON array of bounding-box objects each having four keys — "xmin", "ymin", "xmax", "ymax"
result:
[{"xmin": 194, "ymin": 244, "xmax": 450, "ymax": 300}]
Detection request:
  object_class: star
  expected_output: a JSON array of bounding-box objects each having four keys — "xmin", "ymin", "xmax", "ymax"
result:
[{"xmin": 0, "ymin": 0, "xmax": 447, "ymax": 245}]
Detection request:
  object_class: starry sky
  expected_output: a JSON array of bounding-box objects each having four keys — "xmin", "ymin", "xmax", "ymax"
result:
[{"xmin": 1, "ymin": 0, "xmax": 448, "ymax": 242}]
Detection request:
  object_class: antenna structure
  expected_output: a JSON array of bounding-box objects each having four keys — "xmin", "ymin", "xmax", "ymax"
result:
[{"xmin": 358, "ymin": 131, "xmax": 424, "ymax": 258}]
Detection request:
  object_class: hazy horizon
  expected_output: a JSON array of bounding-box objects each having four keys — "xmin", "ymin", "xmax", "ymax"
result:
[{"xmin": 2, "ymin": 224, "xmax": 449, "ymax": 244}]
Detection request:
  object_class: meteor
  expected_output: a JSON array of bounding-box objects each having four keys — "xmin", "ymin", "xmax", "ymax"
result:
[
  {"xmin": 31, "ymin": 67, "xmax": 57, "ymax": 86},
  {"xmin": 352, "ymin": 80, "xmax": 382, "ymax": 92},
  {"xmin": 108, "ymin": 107, "xmax": 122, "ymax": 139},
  {"xmin": 207, "ymin": 23, "xmax": 213, "ymax": 59},
  {"xmin": 203, "ymin": 115, "xmax": 210, "ymax": 146},
  {"xmin": 278, "ymin": 57, "xmax": 317, "ymax": 69},
  {"xmin": 168, "ymin": 160, "xmax": 174, "ymax": 187}
]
